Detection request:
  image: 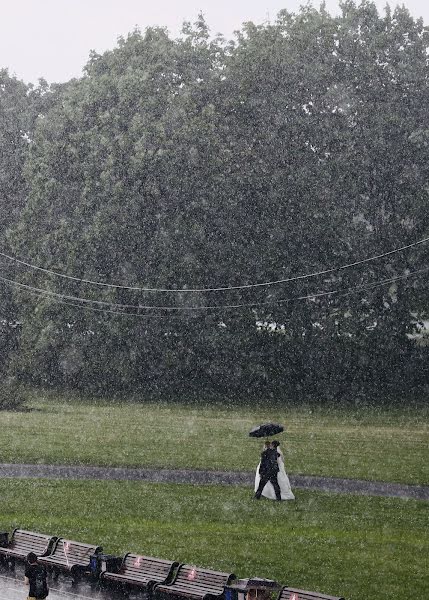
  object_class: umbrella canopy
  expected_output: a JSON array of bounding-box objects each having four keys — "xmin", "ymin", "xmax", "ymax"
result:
[{"xmin": 249, "ymin": 423, "xmax": 284, "ymax": 438}]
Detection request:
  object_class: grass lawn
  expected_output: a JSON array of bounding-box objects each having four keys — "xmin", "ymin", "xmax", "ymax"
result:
[
  {"xmin": 0, "ymin": 479, "xmax": 427, "ymax": 600},
  {"xmin": 0, "ymin": 393, "xmax": 427, "ymax": 484}
]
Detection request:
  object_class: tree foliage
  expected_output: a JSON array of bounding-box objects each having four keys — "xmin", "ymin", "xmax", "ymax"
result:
[
  {"xmin": 3, "ymin": 2, "xmax": 429, "ymax": 402},
  {"xmin": 0, "ymin": 71, "xmax": 53, "ymax": 396}
]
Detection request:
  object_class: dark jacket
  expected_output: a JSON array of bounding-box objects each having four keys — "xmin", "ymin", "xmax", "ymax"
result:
[
  {"xmin": 25, "ymin": 563, "xmax": 48, "ymax": 599},
  {"xmin": 259, "ymin": 448, "xmax": 280, "ymax": 476}
]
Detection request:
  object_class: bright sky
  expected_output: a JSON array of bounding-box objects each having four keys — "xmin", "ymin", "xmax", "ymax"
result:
[{"xmin": 2, "ymin": 0, "xmax": 428, "ymax": 83}]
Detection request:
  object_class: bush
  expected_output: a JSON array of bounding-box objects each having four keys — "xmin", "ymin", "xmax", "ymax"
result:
[{"xmin": 0, "ymin": 377, "xmax": 26, "ymax": 410}]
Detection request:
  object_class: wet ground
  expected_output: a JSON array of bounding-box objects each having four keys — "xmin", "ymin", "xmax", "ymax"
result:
[
  {"xmin": 0, "ymin": 463, "xmax": 427, "ymax": 500},
  {"xmin": 0, "ymin": 566, "xmax": 143, "ymax": 600},
  {"xmin": 1, "ymin": 463, "xmax": 425, "ymax": 598}
]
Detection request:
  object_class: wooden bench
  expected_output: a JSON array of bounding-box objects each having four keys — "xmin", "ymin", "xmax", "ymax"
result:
[
  {"xmin": 101, "ymin": 553, "xmax": 179, "ymax": 591},
  {"xmin": 38, "ymin": 538, "xmax": 102, "ymax": 580},
  {"xmin": 0, "ymin": 529, "xmax": 57, "ymax": 567},
  {"xmin": 154, "ymin": 564, "xmax": 236, "ymax": 600},
  {"xmin": 278, "ymin": 587, "xmax": 345, "ymax": 600}
]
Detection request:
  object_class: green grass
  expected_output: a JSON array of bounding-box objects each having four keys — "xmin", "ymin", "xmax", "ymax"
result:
[
  {"xmin": 0, "ymin": 479, "xmax": 427, "ymax": 600},
  {"xmin": 0, "ymin": 393, "xmax": 427, "ymax": 484}
]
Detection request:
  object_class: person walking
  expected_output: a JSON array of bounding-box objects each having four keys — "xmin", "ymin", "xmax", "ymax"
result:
[
  {"xmin": 254, "ymin": 442, "xmax": 282, "ymax": 501},
  {"xmin": 271, "ymin": 440, "xmax": 295, "ymax": 500},
  {"xmin": 24, "ymin": 552, "xmax": 49, "ymax": 600},
  {"xmin": 254, "ymin": 440, "xmax": 295, "ymax": 500}
]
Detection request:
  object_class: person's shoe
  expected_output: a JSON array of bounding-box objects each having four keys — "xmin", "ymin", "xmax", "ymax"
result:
[{"xmin": 253, "ymin": 495, "xmax": 261, "ymax": 500}]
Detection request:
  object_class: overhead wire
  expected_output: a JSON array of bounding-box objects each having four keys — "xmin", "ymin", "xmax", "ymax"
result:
[
  {"xmin": 1, "ymin": 266, "xmax": 427, "ymax": 316},
  {"xmin": 0, "ymin": 234, "xmax": 428, "ymax": 293}
]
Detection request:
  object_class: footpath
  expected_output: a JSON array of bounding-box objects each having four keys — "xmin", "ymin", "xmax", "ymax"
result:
[
  {"xmin": 0, "ymin": 569, "xmax": 125, "ymax": 600},
  {"xmin": 0, "ymin": 463, "xmax": 428, "ymax": 500}
]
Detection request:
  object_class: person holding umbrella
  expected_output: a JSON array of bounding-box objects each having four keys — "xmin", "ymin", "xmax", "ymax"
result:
[
  {"xmin": 251, "ymin": 423, "xmax": 294, "ymax": 501},
  {"xmin": 253, "ymin": 440, "xmax": 282, "ymax": 501},
  {"xmin": 270, "ymin": 440, "xmax": 295, "ymax": 500}
]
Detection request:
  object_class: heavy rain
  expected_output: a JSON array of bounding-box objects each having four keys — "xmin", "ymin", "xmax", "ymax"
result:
[{"xmin": 0, "ymin": 2, "xmax": 428, "ymax": 600}]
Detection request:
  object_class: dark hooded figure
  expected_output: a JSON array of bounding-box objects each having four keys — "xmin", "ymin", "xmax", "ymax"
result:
[
  {"xmin": 24, "ymin": 552, "xmax": 49, "ymax": 600},
  {"xmin": 254, "ymin": 443, "xmax": 282, "ymax": 501}
]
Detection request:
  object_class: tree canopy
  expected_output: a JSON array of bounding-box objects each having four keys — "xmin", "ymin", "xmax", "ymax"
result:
[{"xmin": 2, "ymin": 2, "xmax": 429, "ymax": 402}]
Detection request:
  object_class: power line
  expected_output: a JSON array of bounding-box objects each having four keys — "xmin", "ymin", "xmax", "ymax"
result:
[
  {"xmin": 30, "ymin": 295, "xmax": 171, "ymax": 319},
  {"xmin": 0, "ymin": 235, "xmax": 428, "ymax": 293},
  {"xmin": 2, "ymin": 267, "xmax": 427, "ymax": 315}
]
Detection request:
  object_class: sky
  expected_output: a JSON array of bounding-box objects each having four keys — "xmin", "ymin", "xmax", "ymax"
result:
[{"xmin": 1, "ymin": 0, "xmax": 428, "ymax": 84}]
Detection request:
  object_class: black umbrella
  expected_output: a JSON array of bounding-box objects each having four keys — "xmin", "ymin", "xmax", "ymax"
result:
[{"xmin": 249, "ymin": 423, "xmax": 284, "ymax": 438}]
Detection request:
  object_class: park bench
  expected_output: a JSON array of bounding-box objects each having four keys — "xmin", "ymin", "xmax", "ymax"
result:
[
  {"xmin": 38, "ymin": 538, "xmax": 102, "ymax": 580},
  {"xmin": 0, "ymin": 529, "xmax": 57, "ymax": 567},
  {"xmin": 154, "ymin": 564, "xmax": 236, "ymax": 600},
  {"xmin": 278, "ymin": 587, "xmax": 345, "ymax": 600},
  {"xmin": 101, "ymin": 553, "xmax": 179, "ymax": 591}
]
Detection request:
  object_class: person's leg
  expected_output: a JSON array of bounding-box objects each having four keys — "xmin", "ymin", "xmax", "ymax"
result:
[
  {"xmin": 254, "ymin": 474, "xmax": 269, "ymax": 498},
  {"xmin": 269, "ymin": 474, "xmax": 282, "ymax": 500}
]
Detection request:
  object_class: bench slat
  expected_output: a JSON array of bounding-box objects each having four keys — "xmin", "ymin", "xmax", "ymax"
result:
[
  {"xmin": 155, "ymin": 565, "xmax": 235, "ymax": 600},
  {"xmin": 0, "ymin": 529, "xmax": 56, "ymax": 560},
  {"xmin": 101, "ymin": 553, "xmax": 178, "ymax": 590},
  {"xmin": 279, "ymin": 587, "xmax": 345, "ymax": 600},
  {"xmin": 38, "ymin": 538, "xmax": 102, "ymax": 573}
]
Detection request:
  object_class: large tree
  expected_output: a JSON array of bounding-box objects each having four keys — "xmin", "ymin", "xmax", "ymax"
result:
[
  {"xmin": 8, "ymin": 3, "xmax": 429, "ymax": 400},
  {"xmin": 0, "ymin": 70, "xmax": 53, "ymax": 387}
]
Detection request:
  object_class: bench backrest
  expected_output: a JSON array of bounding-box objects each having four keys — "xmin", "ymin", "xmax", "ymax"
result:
[
  {"xmin": 49, "ymin": 538, "xmax": 102, "ymax": 565},
  {"xmin": 119, "ymin": 553, "xmax": 178, "ymax": 581},
  {"xmin": 279, "ymin": 587, "xmax": 345, "ymax": 600},
  {"xmin": 173, "ymin": 565, "xmax": 236, "ymax": 593},
  {"xmin": 9, "ymin": 529, "xmax": 56, "ymax": 557}
]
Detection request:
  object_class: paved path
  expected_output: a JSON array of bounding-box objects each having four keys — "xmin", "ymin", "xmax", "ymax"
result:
[
  {"xmin": 0, "ymin": 569, "xmax": 129, "ymax": 600},
  {"xmin": 0, "ymin": 463, "xmax": 428, "ymax": 500}
]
